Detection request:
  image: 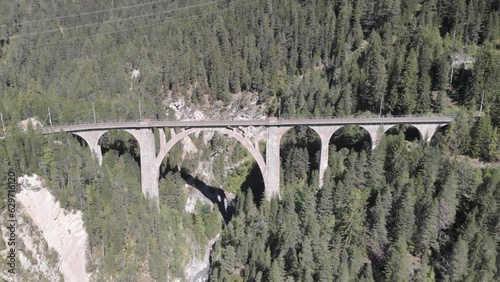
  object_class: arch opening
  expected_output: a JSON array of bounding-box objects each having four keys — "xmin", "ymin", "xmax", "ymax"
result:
[
  {"xmin": 384, "ymin": 124, "xmax": 422, "ymax": 143},
  {"xmin": 280, "ymin": 126, "xmax": 322, "ymax": 190},
  {"xmin": 329, "ymin": 125, "xmax": 371, "ymax": 152},
  {"xmin": 429, "ymin": 124, "xmax": 450, "ymax": 146},
  {"xmin": 98, "ymin": 129, "xmax": 140, "ymax": 166},
  {"xmin": 73, "ymin": 134, "xmax": 90, "ymax": 148},
  {"xmin": 158, "ymin": 128, "xmax": 266, "ymax": 219}
]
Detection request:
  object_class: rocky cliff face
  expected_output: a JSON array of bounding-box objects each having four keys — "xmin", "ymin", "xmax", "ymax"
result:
[
  {"xmin": 184, "ymin": 184, "xmax": 225, "ymax": 282},
  {"xmin": 0, "ymin": 175, "xmax": 224, "ymax": 282},
  {"xmin": 184, "ymin": 234, "xmax": 220, "ymax": 282},
  {"xmin": 0, "ymin": 174, "xmax": 90, "ymax": 281},
  {"xmin": 168, "ymin": 93, "xmax": 264, "ymax": 281}
]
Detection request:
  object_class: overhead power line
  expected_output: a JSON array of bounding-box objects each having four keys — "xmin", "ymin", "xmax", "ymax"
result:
[
  {"xmin": 10, "ymin": 0, "xmax": 223, "ymax": 39},
  {"xmin": 29, "ymin": 0, "xmax": 258, "ymax": 49},
  {"xmin": 0, "ymin": 0, "xmax": 198, "ymax": 28}
]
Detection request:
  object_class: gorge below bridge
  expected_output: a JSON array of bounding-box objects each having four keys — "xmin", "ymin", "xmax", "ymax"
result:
[{"xmin": 42, "ymin": 116, "xmax": 453, "ymax": 207}]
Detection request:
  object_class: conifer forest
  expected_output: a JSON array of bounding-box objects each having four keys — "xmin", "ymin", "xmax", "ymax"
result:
[{"xmin": 0, "ymin": 0, "xmax": 499, "ymax": 281}]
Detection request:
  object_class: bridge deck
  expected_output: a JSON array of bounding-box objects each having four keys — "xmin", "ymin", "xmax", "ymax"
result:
[{"xmin": 41, "ymin": 116, "xmax": 453, "ymax": 133}]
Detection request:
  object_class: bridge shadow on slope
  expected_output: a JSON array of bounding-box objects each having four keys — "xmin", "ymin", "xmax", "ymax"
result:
[
  {"xmin": 160, "ymin": 162, "xmax": 234, "ymax": 223},
  {"xmin": 160, "ymin": 162, "xmax": 264, "ymax": 223},
  {"xmin": 239, "ymin": 164, "xmax": 265, "ymax": 206},
  {"xmin": 179, "ymin": 169, "xmax": 235, "ymax": 224}
]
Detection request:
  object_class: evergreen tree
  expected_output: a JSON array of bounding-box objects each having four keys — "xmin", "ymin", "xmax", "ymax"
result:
[
  {"xmin": 385, "ymin": 237, "xmax": 410, "ymax": 282},
  {"xmin": 362, "ymin": 30, "xmax": 387, "ymax": 113},
  {"xmin": 470, "ymin": 113, "xmax": 498, "ymax": 161},
  {"xmin": 368, "ymin": 193, "xmax": 388, "ymax": 260},
  {"xmin": 268, "ymin": 255, "xmax": 285, "ymax": 282},
  {"xmin": 397, "ymin": 49, "xmax": 418, "ymax": 114},
  {"xmin": 449, "ymin": 236, "xmax": 469, "ymax": 281}
]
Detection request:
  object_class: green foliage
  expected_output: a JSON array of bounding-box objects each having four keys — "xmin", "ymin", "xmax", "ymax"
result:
[
  {"xmin": 0, "ymin": 0, "xmax": 499, "ymax": 280},
  {"xmin": 385, "ymin": 237, "xmax": 411, "ymax": 282},
  {"xmin": 1, "ymin": 0, "xmax": 499, "ymax": 124},
  {"xmin": 0, "ymin": 125, "xmax": 222, "ymax": 280},
  {"xmin": 223, "ymin": 160, "xmax": 253, "ymax": 194},
  {"xmin": 211, "ymin": 129, "xmax": 500, "ymax": 281},
  {"xmin": 470, "ymin": 113, "xmax": 499, "ymax": 161}
]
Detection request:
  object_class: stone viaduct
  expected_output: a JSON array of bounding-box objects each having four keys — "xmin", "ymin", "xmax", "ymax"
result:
[{"xmin": 42, "ymin": 116, "xmax": 453, "ymax": 207}]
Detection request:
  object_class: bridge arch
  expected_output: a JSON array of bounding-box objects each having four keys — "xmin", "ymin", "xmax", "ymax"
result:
[
  {"xmin": 75, "ymin": 129, "xmax": 152, "ymax": 198},
  {"xmin": 358, "ymin": 124, "xmax": 398, "ymax": 150},
  {"xmin": 72, "ymin": 130, "xmax": 108, "ymax": 165},
  {"xmin": 412, "ymin": 124, "xmax": 446, "ymax": 142},
  {"xmin": 155, "ymin": 127, "xmax": 267, "ymax": 195},
  {"xmin": 429, "ymin": 124, "xmax": 450, "ymax": 145},
  {"xmin": 375, "ymin": 123, "xmax": 447, "ymax": 147}
]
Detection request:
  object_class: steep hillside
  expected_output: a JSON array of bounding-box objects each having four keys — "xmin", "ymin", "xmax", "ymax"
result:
[
  {"xmin": 0, "ymin": 174, "xmax": 88, "ymax": 281},
  {"xmin": 0, "ymin": 0, "xmax": 498, "ymax": 281}
]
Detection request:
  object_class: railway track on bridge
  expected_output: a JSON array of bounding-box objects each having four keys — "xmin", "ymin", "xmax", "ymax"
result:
[{"xmin": 41, "ymin": 116, "xmax": 454, "ymax": 133}]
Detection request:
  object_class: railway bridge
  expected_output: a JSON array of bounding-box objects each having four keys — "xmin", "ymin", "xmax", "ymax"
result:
[{"xmin": 42, "ymin": 116, "xmax": 453, "ymax": 207}]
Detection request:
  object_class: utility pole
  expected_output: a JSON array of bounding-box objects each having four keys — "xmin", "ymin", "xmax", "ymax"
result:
[
  {"xmin": 278, "ymin": 97, "xmax": 281, "ymax": 120},
  {"xmin": 379, "ymin": 95, "xmax": 384, "ymax": 117},
  {"xmin": 48, "ymin": 107, "xmax": 52, "ymax": 126},
  {"xmin": 479, "ymin": 91, "xmax": 485, "ymax": 116},
  {"xmin": 449, "ymin": 60, "xmax": 454, "ymax": 86},
  {"xmin": 0, "ymin": 112, "xmax": 5, "ymax": 133},
  {"xmin": 139, "ymin": 101, "xmax": 142, "ymax": 121},
  {"xmin": 92, "ymin": 102, "xmax": 97, "ymax": 123}
]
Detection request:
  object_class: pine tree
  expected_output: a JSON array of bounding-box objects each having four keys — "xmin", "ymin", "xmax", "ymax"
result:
[
  {"xmin": 268, "ymin": 255, "xmax": 285, "ymax": 282},
  {"xmin": 449, "ymin": 236, "xmax": 469, "ymax": 281},
  {"xmin": 317, "ymin": 168, "xmax": 333, "ymax": 212},
  {"xmin": 414, "ymin": 196, "xmax": 439, "ymax": 253},
  {"xmin": 298, "ymin": 236, "xmax": 315, "ymax": 282},
  {"xmin": 338, "ymin": 189, "xmax": 366, "ymax": 248},
  {"xmin": 362, "ymin": 30, "xmax": 387, "ymax": 113},
  {"xmin": 438, "ymin": 169, "xmax": 459, "ymax": 232},
  {"xmin": 445, "ymin": 112, "xmax": 473, "ymax": 155},
  {"xmin": 471, "ymin": 113, "xmax": 498, "ymax": 161},
  {"xmin": 385, "ymin": 237, "xmax": 410, "ymax": 282},
  {"xmin": 395, "ymin": 184, "xmax": 415, "ymax": 243},
  {"xmin": 337, "ymin": 83, "xmax": 353, "ymax": 117},
  {"xmin": 414, "ymin": 253, "xmax": 436, "ymax": 282},
  {"xmin": 416, "ymin": 73, "xmax": 432, "ymax": 113},
  {"xmin": 316, "ymin": 239, "xmax": 335, "ymax": 282},
  {"xmin": 469, "ymin": 42, "xmax": 500, "ymax": 110},
  {"xmin": 397, "ymin": 49, "xmax": 418, "ymax": 114},
  {"xmin": 368, "ymin": 193, "xmax": 388, "ymax": 260},
  {"xmin": 358, "ymin": 263, "xmax": 375, "ymax": 282},
  {"xmin": 432, "ymin": 54, "xmax": 450, "ymax": 91}
]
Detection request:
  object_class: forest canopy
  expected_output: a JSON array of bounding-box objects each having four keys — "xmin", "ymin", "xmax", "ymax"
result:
[
  {"xmin": 0, "ymin": 0, "xmax": 499, "ymax": 124},
  {"xmin": 0, "ymin": 0, "xmax": 499, "ymax": 281}
]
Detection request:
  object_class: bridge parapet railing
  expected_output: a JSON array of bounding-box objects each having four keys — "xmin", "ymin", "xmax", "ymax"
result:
[{"xmin": 39, "ymin": 113, "xmax": 455, "ymax": 129}]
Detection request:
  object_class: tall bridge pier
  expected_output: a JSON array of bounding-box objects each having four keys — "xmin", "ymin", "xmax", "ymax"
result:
[{"xmin": 45, "ymin": 117, "xmax": 451, "ymax": 208}]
